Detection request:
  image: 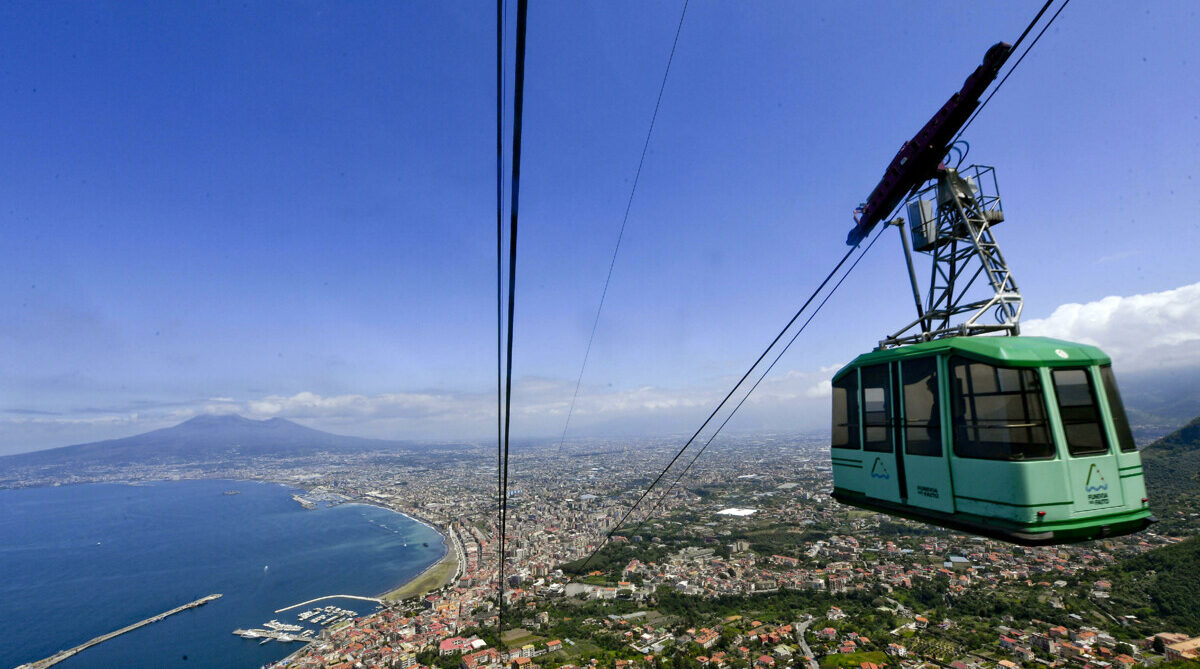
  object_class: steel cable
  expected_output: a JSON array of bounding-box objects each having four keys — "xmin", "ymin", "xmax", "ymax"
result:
[{"xmin": 557, "ymin": 0, "xmax": 692, "ymax": 455}]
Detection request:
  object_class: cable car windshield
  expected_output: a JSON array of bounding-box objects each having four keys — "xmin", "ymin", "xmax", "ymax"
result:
[
  {"xmin": 951, "ymin": 357, "xmax": 1053, "ymax": 461},
  {"xmin": 901, "ymin": 358, "xmax": 942, "ymax": 456},
  {"xmin": 1051, "ymin": 368, "xmax": 1110, "ymax": 456},
  {"xmin": 831, "ymin": 374, "xmax": 860, "ymax": 450},
  {"xmin": 862, "ymin": 365, "xmax": 893, "ymax": 453},
  {"xmin": 1100, "ymin": 365, "xmax": 1138, "ymax": 452}
]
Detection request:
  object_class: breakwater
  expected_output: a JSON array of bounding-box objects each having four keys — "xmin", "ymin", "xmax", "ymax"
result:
[{"xmin": 17, "ymin": 594, "xmax": 222, "ymax": 669}]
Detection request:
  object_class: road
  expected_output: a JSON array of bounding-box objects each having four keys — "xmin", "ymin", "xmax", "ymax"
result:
[{"xmin": 794, "ymin": 615, "xmax": 819, "ymax": 669}]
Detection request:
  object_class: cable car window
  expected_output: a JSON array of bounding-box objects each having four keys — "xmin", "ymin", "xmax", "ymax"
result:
[
  {"xmin": 951, "ymin": 357, "xmax": 1053, "ymax": 461},
  {"xmin": 832, "ymin": 373, "xmax": 860, "ymax": 450},
  {"xmin": 901, "ymin": 357, "xmax": 941, "ymax": 456},
  {"xmin": 861, "ymin": 364, "xmax": 893, "ymax": 453},
  {"xmin": 1099, "ymin": 365, "xmax": 1137, "ymax": 452},
  {"xmin": 1052, "ymin": 368, "xmax": 1110, "ymax": 456}
]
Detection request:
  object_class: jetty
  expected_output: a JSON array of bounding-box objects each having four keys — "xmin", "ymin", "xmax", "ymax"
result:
[
  {"xmin": 17, "ymin": 594, "xmax": 222, "ymax": 669},
  {"xmin": 275, "ymin": 594, "xmax": 382, "ymax": 613}
]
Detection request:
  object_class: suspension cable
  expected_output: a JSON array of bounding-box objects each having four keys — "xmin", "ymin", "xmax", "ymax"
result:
[
  {"xmin": 497, "ymin": 0, "xmax": 528, "ymax": 648},
  {"xmin": 494, "ymin": 0, "xmax": 504, "ymax": 642},
  {"xmin": 578, "ymin": 240, "xmax": 865, "ymax": 571},
  {"xmin": 557, "ymin": 0, "xmax": 691, "ymax": 455},
  {"xmin": 626, "ymin": 225, "xmax": 888, "ymax": 539},
  {"xmin": 954, "ymin": 0, "xmax": 1070, "ymax": 144}
]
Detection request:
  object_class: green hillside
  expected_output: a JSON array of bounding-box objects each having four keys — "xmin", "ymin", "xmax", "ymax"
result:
[
  {"xmin": 1141, "ymin": 416, "xmax": 1200, "ymax": 533},
  {"xmin": 1107, "ymin": 535, "xmax": 1200, "ymax": 635}
]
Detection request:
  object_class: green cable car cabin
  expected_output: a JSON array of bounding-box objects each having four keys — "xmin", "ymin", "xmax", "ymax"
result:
[
  {"xmin": 825, "ymin": 45, "xmax": 1153, "ymax": 544},
  {"xmin": 829, "ymin": 336, "xmax": 1154, "ymax": 545}
]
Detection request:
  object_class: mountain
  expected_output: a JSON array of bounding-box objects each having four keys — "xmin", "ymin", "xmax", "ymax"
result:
[
  {"xmin": 1141, "ymin": 415, "xmax": 1200, "ymax": 533},
  {"xmin": 1107, "ymin": 535, "xmax": 1200, "ymax": 635},
  {"xmin": 1073, "ymin": 416, "xmax": 1200, "ymax": 634},
  {"xmin": 0, "ymin": 414, "xmax": 413, "ymax": 471},
  {"xmin": 1119, "ymin": 365, "xmax": 1200, "ymax": 442}
]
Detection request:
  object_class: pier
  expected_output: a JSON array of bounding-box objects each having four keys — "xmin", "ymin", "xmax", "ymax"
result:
[
  {"xmin": 275, "ymin": 594, "xmax": 382, "ymax": 613},
  {"xmin": 17, "ymin": 594, "xmax": 222, "ymax": 669}
]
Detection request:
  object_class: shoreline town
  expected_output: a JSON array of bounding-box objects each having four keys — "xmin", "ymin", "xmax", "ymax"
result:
[{"xmin": 4, "ymin": 432, "xmax": 1199, "ymax": 668}]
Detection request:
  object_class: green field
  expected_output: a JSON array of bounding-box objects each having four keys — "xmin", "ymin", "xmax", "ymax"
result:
[
  {"xmin": 820, "ymin": 651, "xmax": 888, "ymax": 669},
  {"xmin": 500, "ymin": 628, "xmax": 546, "ymax": 645}
]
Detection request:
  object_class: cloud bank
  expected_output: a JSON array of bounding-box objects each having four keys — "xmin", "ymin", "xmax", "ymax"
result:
[
  {"xmin": 1023, "ymin": 281, "xmax": 1200, "ymax": 371},
  {"xmin": 7, "ymin": 281, "xmax": 1198, "ymax": 454}
]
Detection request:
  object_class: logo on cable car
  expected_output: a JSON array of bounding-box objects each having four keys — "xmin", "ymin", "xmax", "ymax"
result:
[
  {"xmin": 1085, "ymin": 464, "xmax": 1110, "ymax": 506},
  {"xmin": 870, "ymin": 458, "xmax": 890, "ymax": 480}
]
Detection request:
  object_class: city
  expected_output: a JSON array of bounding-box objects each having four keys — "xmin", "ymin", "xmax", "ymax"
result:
[
  {"xmin": 2, "ymin": 3, "xmax": 1199, "ymax": 668},
  {"xmin": 7, "ymin": 431, "xmax": 1195, "ymax": 669}
]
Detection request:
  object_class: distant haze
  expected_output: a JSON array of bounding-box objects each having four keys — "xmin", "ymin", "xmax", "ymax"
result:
[
  {"xmin": 0, "ymin": 414, "xmax": 414, "ymax": 471},
  {"xmin": 2, "ymin": 4, "xmax": 1197, "ymax": 454}
]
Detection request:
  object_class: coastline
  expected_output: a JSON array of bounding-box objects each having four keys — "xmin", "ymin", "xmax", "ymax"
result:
[
  {"xmin": 380, "ymin": 525, "xmax": 462, "ymax": 602},
  {"xmin": 329, "ymin": 499, "xmax": 456, "ymax": 599},
  {"xmin": 1, "ymin": 479, "xmax": 439, "ymax": 669},
  {"xmin": 268, "ymin": 498, "xmax": 463, "ymax": 668}
]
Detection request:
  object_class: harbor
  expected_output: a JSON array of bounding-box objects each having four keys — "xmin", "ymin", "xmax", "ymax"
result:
[
  {"xmin": 16, "ymin": 594, "xmax": 222, "ymax": 669},
  {"xmin": 235, "ymin": 605, "xmax": 361, "ymax": 646},
  {"xmin": 275, "ymin": 594, "xmax": 380, "ymax": 613}
]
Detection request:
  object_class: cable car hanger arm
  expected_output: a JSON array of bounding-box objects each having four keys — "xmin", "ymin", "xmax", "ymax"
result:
[{"xmin": 846, "ymin": 41, "xmax": 1012, "ymax": 247}]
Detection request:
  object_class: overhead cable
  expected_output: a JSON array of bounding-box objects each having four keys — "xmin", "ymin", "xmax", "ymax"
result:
[
  {"xmin": 557, "ymin": 0, "xmax": 691, "ymax": 455},
  {"xmin": 494, "ymin": 0, "xmax": 505, "ymax": 641},
  {"xmin": 627, "ymin": 225, "xmax": 888, "ymax": 539},
  {"xmin": 954, "ymin": 0, "xmax": 1071, "ymax": 144},
  {"xmin": 497, "ymin": 0, "xmax": 528, "ymax": 648},
  {"xmin": 578, "ymin": 239, "xmax": 864, "ymax": 571}
]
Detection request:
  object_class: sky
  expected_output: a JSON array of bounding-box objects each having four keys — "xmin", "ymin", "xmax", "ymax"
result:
[{"xmin": 2, "ymin": 1, "xmax": 1198, "ymax": 454}]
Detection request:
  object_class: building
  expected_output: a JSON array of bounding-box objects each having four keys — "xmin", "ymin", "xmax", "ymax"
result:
[{"xmin": 1165, "ymin": 636, "xmax": 1200, "ymax": 661}]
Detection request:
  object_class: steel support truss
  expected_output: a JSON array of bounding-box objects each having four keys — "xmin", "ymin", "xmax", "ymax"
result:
[{"xmin": 880, "ymin": 164, "xmax": 1022, "ymax": 349}]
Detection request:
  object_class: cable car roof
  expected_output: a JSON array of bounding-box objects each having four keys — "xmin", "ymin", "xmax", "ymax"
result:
[{"xmin": 833, "ymin": 336, "xmax": 1111, "ymax": 381}]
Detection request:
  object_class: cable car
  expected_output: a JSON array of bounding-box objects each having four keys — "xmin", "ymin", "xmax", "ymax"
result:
[
  {"xmin": 825, "ymin": 42, "xmax": 1153, "ymax": 544},
  {"xmin": 830, "ymin": 336, "xmax": 1153, "ymax": 545}
]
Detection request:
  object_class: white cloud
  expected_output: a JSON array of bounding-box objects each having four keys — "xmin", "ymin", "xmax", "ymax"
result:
[
  {"xmin": 805, "ymin": 379, "xmax": 832, "ymax": 399},
  {"xmin": 1022, "ymin": 281, "xmax": 1200, "ymax": 371}
]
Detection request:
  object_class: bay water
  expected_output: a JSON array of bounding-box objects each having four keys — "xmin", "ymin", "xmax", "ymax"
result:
[{"xmin": 0, "ymin": 479, "xmax": 444, "ymax": 668}]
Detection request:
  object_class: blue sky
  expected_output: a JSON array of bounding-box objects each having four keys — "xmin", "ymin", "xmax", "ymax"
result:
[{"xmin": 3, "ymin": 1, "xmax": 1198, "ymax": 453}]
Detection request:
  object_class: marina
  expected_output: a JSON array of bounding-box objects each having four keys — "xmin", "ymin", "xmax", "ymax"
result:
[
  {"xmin": 235, "ymin": 605, "xmax": 362, "ymax": 646},
  {"xmin": 233, "ymin": 629, "xmax": 314, "ymax": 644}
]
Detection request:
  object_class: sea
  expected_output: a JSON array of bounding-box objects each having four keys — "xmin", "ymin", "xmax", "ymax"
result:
[{"xmin": 0, "ymin": 479, "xmax": 446, "ymax": 668}]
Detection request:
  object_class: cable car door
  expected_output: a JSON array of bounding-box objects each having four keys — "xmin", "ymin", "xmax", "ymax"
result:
[
  {"xmin": 897, "ymin": 357, "xmax": 955, "ymax": 513},
  {"xmin": 861, "ymin": 363, "xmax": 904, "ymax": 503}
]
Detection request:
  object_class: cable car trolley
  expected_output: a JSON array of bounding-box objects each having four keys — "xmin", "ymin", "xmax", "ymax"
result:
[{"xmin": 828, "ymin": 43, "xmax": 1153, "ymax": 545}]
